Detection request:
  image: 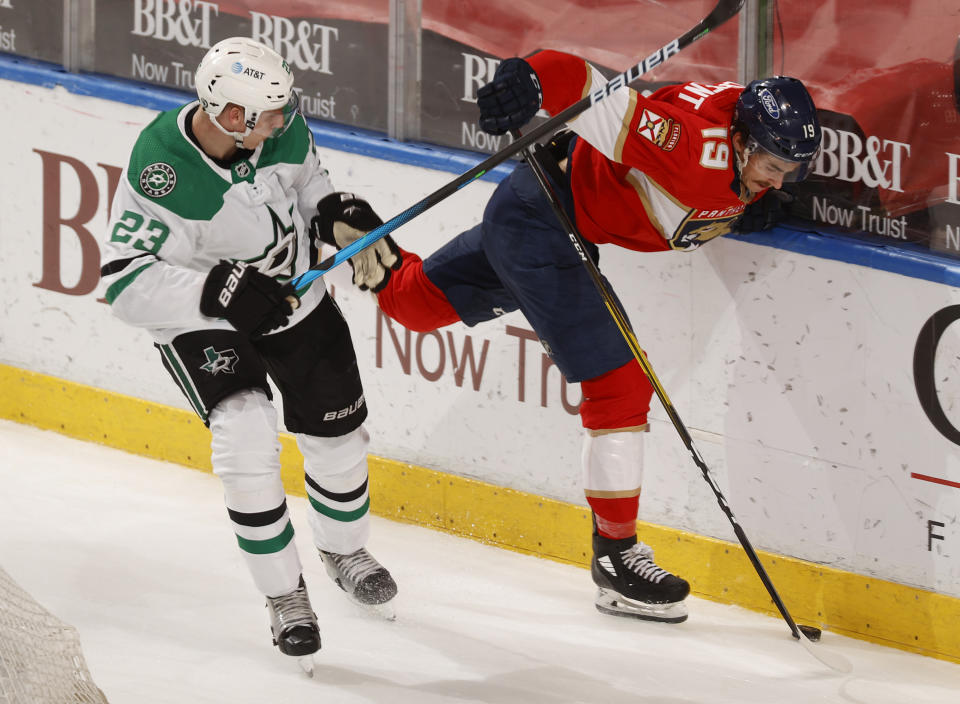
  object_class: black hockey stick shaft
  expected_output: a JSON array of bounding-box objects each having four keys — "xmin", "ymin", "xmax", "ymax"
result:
[
  {"xmin": 291, "ymin": 0, "xmax": 745, "ymax": 293},
  {"xmin": 513, "ymin": 137, "xmax": 808, "ymax": 639}
]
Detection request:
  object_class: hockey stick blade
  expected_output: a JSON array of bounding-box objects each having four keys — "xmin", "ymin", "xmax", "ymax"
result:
[
  {"xmin": 797, "ymin": 631, "xmax": 853, "ymax": 674},
  {"xmin": 292, "ymin": 0, "xmax": 744, "ymax": 293}
]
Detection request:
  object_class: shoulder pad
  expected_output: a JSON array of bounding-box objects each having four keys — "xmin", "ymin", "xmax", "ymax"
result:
[{"xmin": 127, "ymin": 105, "xmax": 228, "ymax": 219}]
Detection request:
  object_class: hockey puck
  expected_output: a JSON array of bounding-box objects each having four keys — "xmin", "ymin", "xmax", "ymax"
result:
[{"xmin": 798, "ymin": 625, "xmax": 822, "ymax": 642}]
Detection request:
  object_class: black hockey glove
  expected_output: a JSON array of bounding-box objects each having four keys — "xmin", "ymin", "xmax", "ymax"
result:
[
  {"xmin": 477, "ymin": 57, "xmax": 542, "ymax": 136},
  {"xmin": 310, "ymin": 192, "xmax": 402, "ymax": 293},
  {"xmin": 200, "ymin": 260, "xmax": 297, "ymax": 339},
  {"xmin": 736, "ymin": 188, "xmax": 796, "ymax": 234}
]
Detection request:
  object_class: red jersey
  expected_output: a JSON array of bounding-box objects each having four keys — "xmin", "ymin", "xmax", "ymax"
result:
[{"xmin": 528, "ymin": 50, "xmax": 758, "ymax": 253}]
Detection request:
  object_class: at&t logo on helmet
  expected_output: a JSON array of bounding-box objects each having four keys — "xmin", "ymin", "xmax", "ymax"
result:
[
  {"xmin": 230, "ymin": 62, "xmax": 265, "ymax": 80},
  {"xmin": 132, "ymin": 0, "xmax": 219, "ymax": 48}
]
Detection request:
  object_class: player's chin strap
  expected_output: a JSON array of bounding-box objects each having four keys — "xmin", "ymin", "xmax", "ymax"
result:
[
  {"xmin": 734, "ymin": 139, "xmax": 754, "ymax": 174},
  {"xmin": 206, "ymin": 107, "xmax": 262, "ymax": 148},
  {"xmin": 730, "ymin": 138, "xmax": 757, "ymax": 202}
]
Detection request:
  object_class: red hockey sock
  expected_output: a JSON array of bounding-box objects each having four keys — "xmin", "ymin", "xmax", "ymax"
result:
[
  {"xmin": 579, "ymin": 359, "xmax": 653, "ymax": 430},
  {"xmin": 587, "ymin": 496, "xmax": 639, "ymax": 539},
  {"xmin": 376, "ymin": 249, "xmax": 460, "ymax": 332}
]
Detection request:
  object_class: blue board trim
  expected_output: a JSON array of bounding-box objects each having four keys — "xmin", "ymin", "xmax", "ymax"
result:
[
  {"xmin": 732, "ymin": 224, "xmax": 960, "ymax": 288},
  {"xmin": 3, "ymin": 53, "xmax": 958, "ymax": 287}
]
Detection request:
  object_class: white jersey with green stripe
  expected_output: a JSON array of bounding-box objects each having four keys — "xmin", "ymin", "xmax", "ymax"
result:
[{"xmin": 100, "ymin": 102, "xmax": 335, "ymax": 344}]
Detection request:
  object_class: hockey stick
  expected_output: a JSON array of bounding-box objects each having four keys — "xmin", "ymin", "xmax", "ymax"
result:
[
  {"xmin": 515, "ymin": 137, "xmax": 852, "ymax": 674},
  {"xmin": 291, "ymin": 0, "xmax": 745, "ymax": 293}
]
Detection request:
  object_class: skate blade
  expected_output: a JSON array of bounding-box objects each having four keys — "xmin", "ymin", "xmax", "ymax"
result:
[
  {"xmin": 297, "ymin": 654, "xmax": 316, "ymax": 678},
  {"xmin": 595, "ymin": 588, "xmax": 689, "ymax": 623},
  {"xmin": 350, "ymin": 597, "xmax": 396, "ymax": 621}
]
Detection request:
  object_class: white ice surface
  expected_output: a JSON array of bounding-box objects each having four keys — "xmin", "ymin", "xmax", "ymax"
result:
[{"xmin": 0, "ymin": 420, "xmax": 957, "ymax": 704}]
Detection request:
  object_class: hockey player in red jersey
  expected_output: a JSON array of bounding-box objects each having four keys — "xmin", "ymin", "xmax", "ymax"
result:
[{"xmin": 318, "ymin": 50, "xmax": 821, "ymax": 623}]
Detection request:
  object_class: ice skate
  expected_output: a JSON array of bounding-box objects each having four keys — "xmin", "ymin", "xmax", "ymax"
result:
[
  {"xmin": 266, "ymin": 576, "xmax": 321, "ymax": 676},
  {"xmin": 319, "ymin": 547, "xmax": 397, "ymax": 619},
  {"xmin": 591, "ymin": 534, "xmax": 690, "ymax": 623}
]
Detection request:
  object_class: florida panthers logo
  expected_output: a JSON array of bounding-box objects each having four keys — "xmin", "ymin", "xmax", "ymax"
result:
[
  {"xmin": 636, "ymin": 109, "xmax": 681, "ymax": 152},
  {"xmin": 669, "ymin": 206, "xmax": 744, "ymax": 251},
  {"xmin": 139, "ymin": 163, "xmax": 177, "ymax": 198}
]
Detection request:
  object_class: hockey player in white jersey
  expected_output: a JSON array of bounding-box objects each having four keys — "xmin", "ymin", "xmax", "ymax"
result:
[{"xmin": 99, "ymin": 37, "xmax": 403, "ymax": 671}]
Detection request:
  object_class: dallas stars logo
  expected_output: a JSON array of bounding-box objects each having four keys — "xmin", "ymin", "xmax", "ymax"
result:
[
  {"xmin": 139, "ymin": 162, "xmax": 177, "ymax": 197},
  {"xmin": 200, "ymin": 346, "xmax": 238, "ymax": 375},
  {"xmin": 249, "ymin": 205, "xmax": 297, "ymax": 277}
]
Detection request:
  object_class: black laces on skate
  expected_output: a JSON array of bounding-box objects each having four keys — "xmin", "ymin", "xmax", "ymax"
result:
[{"xmin": 620, "ymin": 543, "xmax": 670, "ymax": 584}]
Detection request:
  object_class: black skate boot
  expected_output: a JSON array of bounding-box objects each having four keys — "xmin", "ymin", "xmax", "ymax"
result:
[
  {"xmin": 266, "ymin": 576, "xmax": 321, "ymax": 666},
  {"xmin": 319, "ymin": 547, "xmax": 398, "ymax": 607},
  {"xmin": 591, "ymin": 533, "xmax": 690, "ymax": 623}
]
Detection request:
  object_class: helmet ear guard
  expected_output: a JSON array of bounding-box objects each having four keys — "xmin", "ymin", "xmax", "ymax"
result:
[
  {"xmin": 733, "ymin": 76, "xmax": 821, "ymax": 182},
  {"xmin": 195, "ymin": 37, "xmax": 299, "ymax": 147}
]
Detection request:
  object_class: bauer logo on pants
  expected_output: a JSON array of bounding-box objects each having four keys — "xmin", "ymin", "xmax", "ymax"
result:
[{"xmin": 323, "ymin": 394, "xmax": 365, "ymax": 421}]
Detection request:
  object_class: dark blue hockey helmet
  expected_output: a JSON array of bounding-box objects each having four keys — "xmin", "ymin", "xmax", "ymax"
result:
[{"xmin": 733, "ymin": 76, "xmax": 821, "ymax": 182}]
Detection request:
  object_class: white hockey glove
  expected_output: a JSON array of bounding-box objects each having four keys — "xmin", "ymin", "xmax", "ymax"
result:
[{"xmin": 311, "ymin": 193, "xmax": 402, "ymax": 292}]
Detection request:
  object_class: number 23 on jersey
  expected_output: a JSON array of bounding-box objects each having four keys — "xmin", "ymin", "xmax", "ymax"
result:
[{"xmin": 110, "ymin": 210, "xmax": 170, "ymax": 255}]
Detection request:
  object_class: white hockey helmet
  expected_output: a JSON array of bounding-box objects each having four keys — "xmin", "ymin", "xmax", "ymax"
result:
[{"xmin": 195, "ymin": 37, "xmax": 300, "ymax": 146}]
